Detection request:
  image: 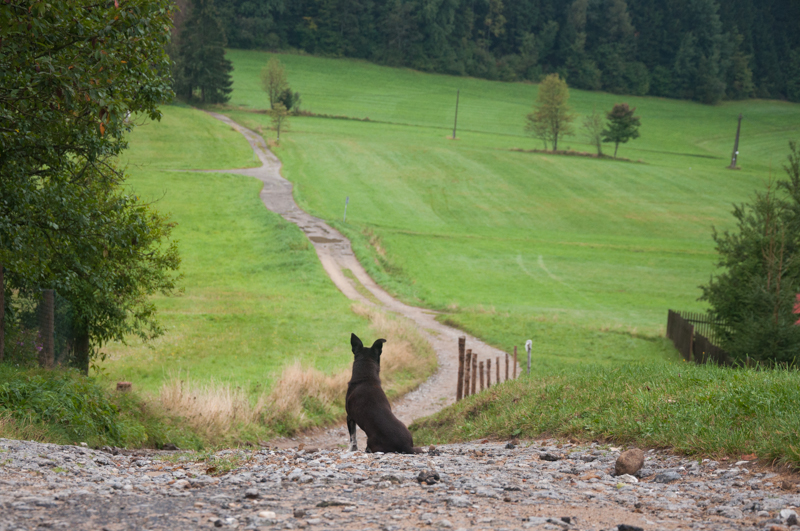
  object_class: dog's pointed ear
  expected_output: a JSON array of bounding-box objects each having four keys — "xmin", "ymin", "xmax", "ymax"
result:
[
  {"xmin": 351, "ymin": 333, "xmax": 363, "ymax": 353},
  {"xmin": 371, "ymin": 338, "xmax": 387, "ymax": 354}
]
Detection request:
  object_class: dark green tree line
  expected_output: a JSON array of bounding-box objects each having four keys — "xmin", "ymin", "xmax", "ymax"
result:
[{"xmin": 189, "ymin": 0, "xmax": 800, "ymax": 104}]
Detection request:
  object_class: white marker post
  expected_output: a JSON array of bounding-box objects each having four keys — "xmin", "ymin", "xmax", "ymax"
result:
[
  {"xmin": 343, "ymin": 196, "xmax": 349, "ymax": 223},
  {"xmin": 525, "ymin": 339, "xmax": 532, "ymax": 375}
]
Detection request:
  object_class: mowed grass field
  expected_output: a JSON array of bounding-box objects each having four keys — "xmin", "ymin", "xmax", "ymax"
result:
[
  {"xmin": 105, "ymin": 105, "xmax": 371, "ymax": 396},
  {"xmin": 223, "ymin": 50, "xmax": 800, "ymax": 364}
]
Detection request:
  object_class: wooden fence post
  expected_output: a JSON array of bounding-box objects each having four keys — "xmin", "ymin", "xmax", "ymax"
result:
[
  {"xmin": 471, "ymin": 356, "xmax": 477, "ymax": 395},
  {"xmin": 496, "ymin": 357, "xmax": 500, "ymax": 384},
  {"xmin": 457, "ymin": 349, "xmax": 465, "ymax": 401},
  {"xmin": 456, "ymin": 337, "xmax": 466, "ymax": 401},
  {"xmin": 513, "ymin": 346, "xmax": 517, "ymax": 379},
  {"xmin": 479, "ymin": 361, "xmax": 485, "ymax": 391},
  {"xmin": 464, "ymin": 349, "xmax": 472, "ymax": 397},
  {"xmin": 487, "ymin": 358, "xmax": 491, "ymax": 388},
  {"xmin": 505, "ymin": 353, "xmax": 509, "ymax": 381}
]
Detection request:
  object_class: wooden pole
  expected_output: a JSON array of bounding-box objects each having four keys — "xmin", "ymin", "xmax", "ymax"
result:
[
  {"xmin": 452, "ymin": 89, "xmax": 460, "ymax": 139},
  {"xmin": 464, "ymin": 349, "xmax": 472, "ymax": 397},
  {"xmin": 457, "ymin": 348, "xmax": 465, "ymax": 401},
  {"xmin": 513, "ymin": 346, "xmax": 517, "ymax": 379},
  {"xmin": 487, "ymin": 358, "xmax": 491, "ymax": 388},
  {"xmin": 457, "ymin": 337, "xmax": 466, "ymax": 400},
  {"xmin": 479, "ymin": 361, "xmax": 484, "ymax": 391},
  {"xmin": 471, "ymin": 356, "xmax": 477, "ymax": 395},
  {"xmin": 505, "ymin": 353, "xmax": 509, "ymax": 381},
  {"xmin": 496, "ymin": 357, "xmax": 500, "ymax": 384}
]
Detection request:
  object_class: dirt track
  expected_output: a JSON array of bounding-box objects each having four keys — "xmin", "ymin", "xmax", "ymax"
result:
[{"xmin": 204, "ymin": 112, "xmax": 514, "ymax": 450}]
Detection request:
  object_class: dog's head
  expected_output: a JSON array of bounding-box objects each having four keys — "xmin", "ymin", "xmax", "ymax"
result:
[{"xmin": 351, "ymin": 333, "xmax": 386, "ymax": 365}]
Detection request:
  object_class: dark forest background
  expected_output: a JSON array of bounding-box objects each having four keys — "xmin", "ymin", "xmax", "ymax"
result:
[{"xmin": 173, "ymin": 0, "xmax": 800, "ymax": 104}]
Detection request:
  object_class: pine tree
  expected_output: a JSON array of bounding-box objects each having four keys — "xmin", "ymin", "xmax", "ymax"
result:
[
  {"xmin": 174, "ymin": 0, "xmax": 233, "ymax": 104},
  {"xmin": 701, "ymin": 142, "xmax": 800, "ymax": 365}
]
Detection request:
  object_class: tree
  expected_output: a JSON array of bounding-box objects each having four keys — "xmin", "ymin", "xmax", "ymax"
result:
[
  {"xmin": 525, "ymin": 73, "xmax": 575, "ymax": 151},
  {"xmin": 173, "ymin": 0, "xmax": 234, "ymax": 104},
  {"xmin": 261, "ymin": 57, "xmax": 289, "ymax": 109},
  {"xmin": 270, "ymin": 102, "xmax": 290, "ymax": 143},
  {"xmin": 1, "ymin": 0, "xmax": 181, "ymax": 373},
  {"xmin": 701, "ymin": 142, "xmax": 800, "ymax": 365},
  {"xmin": 602, "ymin": 103, "xmax": 640, "ymax": 158},
  {"xmin": 582, "ymin": 107, "xmax": 605, "ymax": 156}
]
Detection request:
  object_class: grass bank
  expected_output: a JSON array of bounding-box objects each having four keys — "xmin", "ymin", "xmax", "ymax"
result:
[
  {"xmin": 0, "ymin": 365, "xmax": 201, "ymax": 450},
  {"xmin": 410, "ymin": 362, "xmax": 800, "ymax": 467}
]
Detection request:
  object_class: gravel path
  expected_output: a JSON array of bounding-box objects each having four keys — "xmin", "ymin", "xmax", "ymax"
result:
[
  {"xmin": 2, "ymin": 437, "xmax": 799, "ymax": 531},
  {"xmin": 202, "ymin": 112, "xmax": 514, "ymax": 450}
]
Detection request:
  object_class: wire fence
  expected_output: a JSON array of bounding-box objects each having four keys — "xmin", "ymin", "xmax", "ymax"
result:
[{"xmin": 1, "ymin": 286, "xmax": 77, "ymax": 369}]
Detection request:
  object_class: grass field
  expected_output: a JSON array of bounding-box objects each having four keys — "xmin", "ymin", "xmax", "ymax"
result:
[
  {"xmin": 107, "ymin": 106, "xmax": 406, "ymax": 395},
  {"xmin": 222, "ymin": 50, "xmax": 800, "ymax": 363}
]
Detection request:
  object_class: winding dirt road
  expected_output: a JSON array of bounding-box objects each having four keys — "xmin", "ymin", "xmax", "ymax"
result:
[{"xmin": 203, "ymin": 112, "xmax": 514, "ymax": 448}]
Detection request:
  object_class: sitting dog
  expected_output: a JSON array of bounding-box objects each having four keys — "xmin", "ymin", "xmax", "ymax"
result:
[{"xmin": 346, "ymin": 333, "xmax": 420, "ymax": 454}]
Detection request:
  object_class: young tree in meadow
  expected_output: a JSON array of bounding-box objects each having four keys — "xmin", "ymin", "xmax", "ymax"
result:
[
  {"xmin": 525, "ymin": 73, "xmax": 575, "ymax": 151},
  {"xmin": 270, "ymin": 103, "xmax": 290, "ymax": 143},
  {"xmin": 701, "ymin": 142, "xmax": 800, "ymax": 365},
  {"xmin": 262, "ymin": 57, "xmax": 289, "ymax": 109},
  {"xmin": 173, "ymin": 0, "xmax": 234, "ymax": 103},
  {"xmin": 602, "ymin": 103, "xmax": 640, "ymax": 158},
  {"xmin": 582, "ymin": 107, "xmax": 604, "ymax": 156}
]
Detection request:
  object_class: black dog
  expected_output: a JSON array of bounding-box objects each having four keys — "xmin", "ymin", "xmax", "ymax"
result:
[{"xmin": 346, "ymin": 333, "xmax": 420, "ymax": 454}]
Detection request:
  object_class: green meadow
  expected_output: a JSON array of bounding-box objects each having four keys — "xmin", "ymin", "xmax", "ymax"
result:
[
  {"xmin": 224, "ymin": 50, "xmax": 800, "ymax": 364},
  {"xmin": 105, "ymin": 105, "xmax": 371, "ymax": 396}
]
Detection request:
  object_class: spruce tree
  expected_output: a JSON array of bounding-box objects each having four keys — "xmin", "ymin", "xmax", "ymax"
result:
[
  {"xmin": 174, "ymin": 0, "xmax": 233, "ymax": 104},
  {"xmin": 701, "ymin": 142, "xmax": 800, "ymax": 365}
]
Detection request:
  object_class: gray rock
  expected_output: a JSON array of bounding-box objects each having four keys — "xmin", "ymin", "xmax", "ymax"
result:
[
  {"xmin": 654, "ymin": 471, "xmax": 682, "ymax": 483},
  {"xmin": 709, "ymin": 506, "xmax": 744, "ymax": 519},
  {"xmin": 445, "ymin": 496, "xmax": 471, "ymax": 508},
  {"xmin": 475, "ymin": 487, "xmax": 498, "ymax": 498}
]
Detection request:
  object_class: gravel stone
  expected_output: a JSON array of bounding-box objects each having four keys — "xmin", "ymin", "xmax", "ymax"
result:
[{"xmin": 0, "ymin": 437, "xmax": 795, "ymax": 530}]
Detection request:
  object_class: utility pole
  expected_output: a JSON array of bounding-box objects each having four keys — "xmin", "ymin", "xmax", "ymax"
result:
[
  {"xmin": 452, "ymin": 89, "xmax": 460, "ymax": 140},
  {"xmin": 729, "ymin": 113, "xmax": 743, "ymax": 169}
]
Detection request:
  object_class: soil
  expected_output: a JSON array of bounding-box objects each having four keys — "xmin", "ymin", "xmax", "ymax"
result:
[{"xmin": 204, "ymin": 112, "xmax": 514, "ymax": 451}]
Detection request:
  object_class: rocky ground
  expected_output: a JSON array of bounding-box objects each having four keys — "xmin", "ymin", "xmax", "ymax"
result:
[{"xmin": 2, "ymin": 436, "xmax": 799, "ymax": 531}]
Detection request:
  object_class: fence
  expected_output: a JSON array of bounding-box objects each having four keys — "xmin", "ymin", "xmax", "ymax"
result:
[
  {"xmin": 1, "ymin": 281, "xmax": 76, "ymax": 369},
  {"xmin": 666, "ymin": 310, "xmax": 731, "ymax": 366},
  {"xmin": 456, "ymin": 336, "xmax": 520, "ymax": 401}
]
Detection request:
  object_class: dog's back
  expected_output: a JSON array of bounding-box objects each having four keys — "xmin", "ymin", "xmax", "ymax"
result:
[{"xmin": 346, "ymin": 334, "xmax": 418, "ymax": 454}]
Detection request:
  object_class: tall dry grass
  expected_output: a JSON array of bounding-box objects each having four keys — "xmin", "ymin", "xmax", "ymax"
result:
[{"xmin": 156, "ymin": 304, "xmax": 437, "ymax": 443}]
